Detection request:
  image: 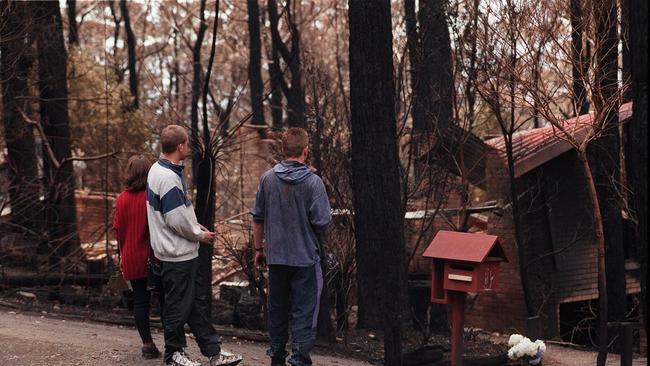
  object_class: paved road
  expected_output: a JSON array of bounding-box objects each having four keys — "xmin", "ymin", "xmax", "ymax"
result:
[{"xmin": 0, "ymin": 310, "xmax": 371, "ymax": 366}]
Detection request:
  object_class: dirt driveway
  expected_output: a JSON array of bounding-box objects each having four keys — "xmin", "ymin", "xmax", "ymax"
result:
[{"xmin": 0, "ymin": 310, "xmax": 371, "ymax": 366}]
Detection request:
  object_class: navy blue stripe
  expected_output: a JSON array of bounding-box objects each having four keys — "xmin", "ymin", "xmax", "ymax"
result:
[
  {"xmin": 146, "ymin": 186, "xmax": 162, "ymax": 211},
  {"xmin": 160, "ymin": 186, "xmax": 189, "ymax": 214},
  {"xmin": 147, "ymin": 186, "xmax": 190, "ymax": 213}
]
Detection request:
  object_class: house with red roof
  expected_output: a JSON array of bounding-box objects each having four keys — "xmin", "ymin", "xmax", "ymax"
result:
[{"xmin": 413, "ymin": 103, "xmax": 643, "ymax": 351}]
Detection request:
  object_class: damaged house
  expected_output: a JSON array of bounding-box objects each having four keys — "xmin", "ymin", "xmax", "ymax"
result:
[{"xmin": 410, "ymin": 102, "xmax": 643, "ymax": 352}]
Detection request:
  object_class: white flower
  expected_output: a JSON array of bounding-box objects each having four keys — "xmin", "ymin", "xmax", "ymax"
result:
[
  {"xmin": 508, "ymin": 333, "xmax": 524, "ymax": 346},
  {"xmin": 534, "ymin": 339, "xmax": 546, "ymax": 354},
  {"xmin": 507, "ymin": 334, "xmax": 547, "ymax": 361},
  {"xmin": 519, "ymin": 338, "xmax": 538, "ymax": 357}
]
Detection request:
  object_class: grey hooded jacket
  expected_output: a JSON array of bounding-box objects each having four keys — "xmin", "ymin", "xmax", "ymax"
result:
[{"xmin": 250, "ymin": 160, "xmax": 332, "ymax": 267}]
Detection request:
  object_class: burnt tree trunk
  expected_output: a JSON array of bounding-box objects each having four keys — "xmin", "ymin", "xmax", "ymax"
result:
[
  {"xmin": 66, "ymin": 0, "xmax": 78, "ymax": 46},
  {"xmin": 107, "ymin": 0, "xmax": 124, "ymax": 83},
  {"xmin": 247, "ymin": 0, "xmax": 266, "ymax": 130},
  {"xmin": 592, "ymin": 0, "xmax": 624, "ymax": 363},
  {"xmin": 349, "ymin": 1, "xmax": 408, "ymax": 364},
  {"xmin": 404, "ymin": 0, "xmax": 425, "ymax": 134},
  {"xmin": 267, "ymin": 56, "xmax": 283, "ymax": 129},
  {"xmin": 267, "ymin": 0, "xmax": 305, "ymax": 128},
  {"xmin": 419, "ymin": 0, "xmax": 453, "ymax": 133},
  {"xmin": 119, "ymin": 0, "xmax": 138, "ymax": 110},
  {"xmin": 261, "ymin": 4, "xmax": 283, "ymax": 129},
  {"xmin": 33, "ymin": 0, "xmax": 80, "ymax": 267},
  {"xmin": 570, "ymin": 0, "xmax": 590, "ymax": 115},
  {"xmin": 404, "ymin": 0, "xmax": 453, "ymax": 332},
  {"xmin": 190, "ymin": 0, "xmax": 208, "ymax": 185},
  {"xmin": 0, "ymin": 1, "xmax": 43, "ymax": 236},
  {"xmin": 627, "ymin": 0, "xmax": 647, "ymax": 341},
  {"xmin": 191, "ymin": 0, "xmax": 217, "ymax": 319},
  {"xmin": 405, "ymin": 0, "xmax": 453, "ymax": 136}
]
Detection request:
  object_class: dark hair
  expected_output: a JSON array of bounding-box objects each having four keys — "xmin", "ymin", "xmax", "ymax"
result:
[
  {"xmin": 160, "ymin": 125, "xmax": 188, "ymax": 154},
  {"xmin": 282, "ymin": 127, "xmax": 309, "ymax": 158},
  {"xmin": 125, "ymin": 155, "xmax": 150, "ymax": 191}
]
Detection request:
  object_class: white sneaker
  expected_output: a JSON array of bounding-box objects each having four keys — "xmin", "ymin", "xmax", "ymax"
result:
[
  {"xmin": 167, "ymin": 351, "xmax": 202, "ymax": 366},
  {"xmin": 209, "ymin": 350, "xmax": 243, "ymax": 366}
]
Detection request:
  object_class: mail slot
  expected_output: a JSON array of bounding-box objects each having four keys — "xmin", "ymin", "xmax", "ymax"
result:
[{"xmin": 423, "ymin": 231, "xmax": 508, "ymax": 304}]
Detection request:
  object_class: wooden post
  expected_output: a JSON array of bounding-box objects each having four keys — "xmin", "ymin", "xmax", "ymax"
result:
[
  {"xmin": 450, "ymin": 291, "xmax": 466, "ymax": 366},
  {"xmin": 620, "ymin": 323, "xmax": 633, "ymax": 366}
]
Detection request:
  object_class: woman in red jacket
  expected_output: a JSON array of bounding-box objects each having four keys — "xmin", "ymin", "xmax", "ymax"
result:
[{"xmin": 113, "ymin": 155, "xmax": 162, "ymax": 359}]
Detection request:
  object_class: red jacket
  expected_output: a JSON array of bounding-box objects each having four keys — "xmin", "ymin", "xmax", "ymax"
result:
[{"xmin": 113, "ymin": 189, "xmax": 152, "ymax": 280}]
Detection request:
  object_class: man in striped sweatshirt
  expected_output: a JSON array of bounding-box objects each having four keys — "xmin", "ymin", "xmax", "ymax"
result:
[{"xmin": 147, "ymin": 125, "xmax": 242, "ymax": 366}]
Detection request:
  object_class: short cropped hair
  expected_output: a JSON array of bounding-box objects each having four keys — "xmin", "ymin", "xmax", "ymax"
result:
[
  {"xmin": 125, "ymin": 155, "xmax": 150, "ymax": 191},
  {"xmin": 282, "ymin": 128, "xmax": 309, "ymax": 158},
  {"xmin": 160, "ymin": 125, "xmax": 188, "ymax": 154}
]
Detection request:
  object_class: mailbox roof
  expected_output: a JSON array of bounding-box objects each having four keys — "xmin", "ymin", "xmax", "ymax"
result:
[{"xmin": 422, "ymin": 230, "xmax": 508, "ymax": 263}]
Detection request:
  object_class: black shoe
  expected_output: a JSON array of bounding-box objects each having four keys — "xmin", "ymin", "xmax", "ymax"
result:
[{"xmin": 141, "ymin": 344, "xmax": 161, "ymax": 359}]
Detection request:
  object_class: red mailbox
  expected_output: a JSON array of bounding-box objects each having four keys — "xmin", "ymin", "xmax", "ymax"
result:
[
  {"xmin": 422, "ymin": 230, "xmax": 508, "ymax": 366},
  {"xmin": 423, "ymin": 230, "xmax": 508, "ymax": 304}
]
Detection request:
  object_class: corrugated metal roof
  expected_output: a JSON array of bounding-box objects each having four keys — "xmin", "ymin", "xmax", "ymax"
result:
[{"xmin": 485, "ymin": 102, "xmax": 633, "ymax": 178}]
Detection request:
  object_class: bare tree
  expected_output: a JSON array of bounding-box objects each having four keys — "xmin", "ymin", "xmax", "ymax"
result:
[{"xmin": 475, "ymin": 0, "xmax": 537, "ymax": 321}]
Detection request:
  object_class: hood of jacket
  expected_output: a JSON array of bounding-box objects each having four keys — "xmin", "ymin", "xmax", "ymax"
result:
[{"xmin": 273, "ymin": 160, "xmax": 312, "ymax": 185}]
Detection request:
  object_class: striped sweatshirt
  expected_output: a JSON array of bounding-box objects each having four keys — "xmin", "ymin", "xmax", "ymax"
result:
[{"xmin": 146, "ymin": 158, "xmax": 203, "ymax": 262}]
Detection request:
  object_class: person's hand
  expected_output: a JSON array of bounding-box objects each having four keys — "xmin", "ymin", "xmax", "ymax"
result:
[
  {"xmin": 200, "ymin": 230, "xmax": 215, "ymax": 243},
  {"xmin": 254, "ymin": 250, "xmax": 266, "ymax": 268}
]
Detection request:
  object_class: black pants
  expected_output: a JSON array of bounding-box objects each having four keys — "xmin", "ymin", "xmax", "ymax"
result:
[
  {"xmin": 130, "ymin": 278, "xmax": 163, "ymax": 344},
  {"xmin": 267, "ymin": 263, "xmax": 323, "ymax": 366},
  {"xmin": 161, "ymin": 257, "xmax": 221, "ymax": 362}
]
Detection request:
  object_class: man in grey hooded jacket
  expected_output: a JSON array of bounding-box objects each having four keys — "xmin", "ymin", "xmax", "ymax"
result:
[{"xmin": 251, "ymin": 127, "xmax": 332, "ymax": 366}]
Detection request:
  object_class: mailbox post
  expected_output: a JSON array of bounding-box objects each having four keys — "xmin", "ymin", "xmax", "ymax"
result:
[{"xmin": 422, "ymin": 231, "xmax": 508, "ymax": 366}]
